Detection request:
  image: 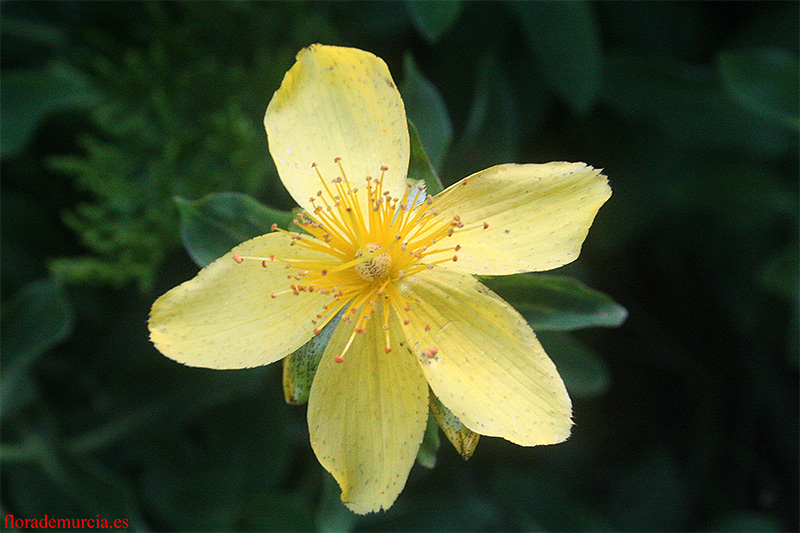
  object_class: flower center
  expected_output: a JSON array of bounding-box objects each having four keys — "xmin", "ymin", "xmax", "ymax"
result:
[
  {"xmin": 354, "ymin": 243, "xmax": 392, "ymax": 281},
  {"xmin": 232, "ymin": 158, "xmax": 487, "ymax": 363}
]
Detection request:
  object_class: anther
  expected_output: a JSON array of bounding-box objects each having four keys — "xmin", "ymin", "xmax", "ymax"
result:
[
  {"xmin": 425, "ymin": 347, "xmax": 438, "ymax": 358},
  {"xmin": 233, "ymin": 253, "xmax": 244, "ymax": 264},
  {"xmin": 270, "ymin": 223, "xmax": 277, "ymax": 231},
  {"xmin": 334, "ymin": 356, "xmax": 345, "ymax": 363}
]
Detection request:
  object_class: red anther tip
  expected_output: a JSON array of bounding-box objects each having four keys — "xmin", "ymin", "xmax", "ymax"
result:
[
  {"xmin": 425, "ymin": 325, "xmax": 432, "ymax": 331},
  {"xmin": 483, "ymin": 222, "xmax": 489, "ymax": 229},
  {"xmin": 380, "ymin": 165, "xmax": 388, "ymax": 172},
  {"xmin": 311, "ymin": 162, "xmax": 318, "ymax": 167},
  {"xmin": 426, "ymin": 347, "xmax": 439, "ymax": 358},
  {"xmin": 321, "ymin": 270, "xmax": 327, "ymax": 276},
  {"xmin": 271, "ymin": 293, "xmax": 277, "ymax": 299},
  {"xmin": 314, "ymin": 328, "xmax": 322, "ymax": 335},
  {"xmin": 270, "ymin": 223, "xmax": 278, "ymax": 231},
  {"xmin": 385, "ymin": 347, "xmax": 392, "ymax": 353},
  {"xmin": 334, "ymin": 157, "xmax": 342, "ymax": 163},
  {"xmin": 233, "ymin": 253, "xmax": 244, "ymax": 264},
  {"xmin": 453, "ymin": 256, "xmax": 458, "ymax": 262},
  {"xmin": 262, "ymin": 260, "xmax": 268, "ymax": 267},
  {"xmin": 455, "ymin": 245, "xmax": 461, "ymax": 251},
  {"xmin": 356, "ymin": 328, "xmax": 366, "ymax": 334},
  {"xmin": 334, "ymin": 356, "xmax": 345, "ymax": 363}
]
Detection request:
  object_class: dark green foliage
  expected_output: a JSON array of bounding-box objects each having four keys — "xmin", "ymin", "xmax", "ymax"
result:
[{"xmin": 1, "ymin": 1, "xmax": 797, "ymax": 531}]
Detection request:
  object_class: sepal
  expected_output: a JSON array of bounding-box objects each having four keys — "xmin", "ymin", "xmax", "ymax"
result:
[{"xmin": 429, "ymin": 390, "xmax": 480, "ymax": 460}]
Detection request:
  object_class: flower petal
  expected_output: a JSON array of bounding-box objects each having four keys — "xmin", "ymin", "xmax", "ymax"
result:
[
  {"xmin": 398, "ymin": 267, "xmax": 572, "ymax": 446},
  {"xmin": 149, "ymin": 233, "xmax": 330, "ymax": 369},
  {"xmin": 308, "ymin": 313, "xmax": 428, "ymax": 514},
  {"xmin": 265, "ymin": 44, "xmax": 409, "ymax": 211},
  {"xmin": 431, "ymin": 162, "xmax": 610, "ymax": 275}
]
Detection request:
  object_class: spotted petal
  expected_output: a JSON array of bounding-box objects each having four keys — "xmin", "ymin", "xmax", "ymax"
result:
[
  {"xmin": 308, "ymin": 314, "xmax": 428, "ymax": 514},
  {"xmin": 398, "ymin": 267, "xmax": 572, "ymax": 446},
  {"xmin": 149, "ymin": 233, "xmax": 330, "ymax": 369},
  {"xmin": 430, "ymin": 162, "xmax": 610, "ymax": 275},
  {"xmin": 265, "ymin": 44, "xmax": 410, "ymax": 212}
]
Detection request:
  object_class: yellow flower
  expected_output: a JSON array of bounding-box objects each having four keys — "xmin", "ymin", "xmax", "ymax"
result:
[{"xmin": 149, "ymin": 44, "xmax": 611, "ymax": 514}]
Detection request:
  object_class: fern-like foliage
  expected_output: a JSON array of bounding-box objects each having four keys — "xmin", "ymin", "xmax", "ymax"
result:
[{"xmin": 49, "ymin": 3, "xmax": 337, "ymax": 291}]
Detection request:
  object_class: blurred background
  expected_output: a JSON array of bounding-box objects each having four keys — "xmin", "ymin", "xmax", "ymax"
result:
[{"xmin": 1, "ymin": 1, "xmax": 797, "ymax": 531}]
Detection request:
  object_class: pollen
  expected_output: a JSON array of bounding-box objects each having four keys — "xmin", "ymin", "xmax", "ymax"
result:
[{"xmin": 354, "ymin": 243, "xmax": 392, "ymax": 281}]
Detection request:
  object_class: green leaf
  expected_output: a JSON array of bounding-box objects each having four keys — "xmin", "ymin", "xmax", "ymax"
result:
[
  {"xmin": 1, "ymin": 64, "xmax": 95, "ymax": 157},
  {"xmin": 493, "ymin": 471, "xmax": 611, "ymax": 531},
  {"xmin": 606, "ymin": 448, "xmax": 689, "ymax": 531},
  {"xmin": 242, "ymin": 492, "xmax": 316, "ymax": 532},
  {"xmin": 510, "ymin": 1, "xmax": 602, "ymax": 115},
  {"xmin": 407, "ymin": 120, "xmax": 445, "ymax": 196},
  {"xmin": 711, "ymin": 512, "xmax": 785, "ymax": 532},
  {"xmin": 1, "ymin": 16, "xmax": 67, "ymax": 49},
  {"xmin": 1, "ymin": 280, "xmax": 74, "ymax": 416},
  {"xmin": 400, "ymin": 54, "xmax": 454, "ymax": 172},
  {"xmin": 536, "ymin": 331, "xmax": 610, "ymax": 398},
  {"xmin": 602, "ymin": 51, "xmax": 795, "ymax": 156},
  {"xmin": 483, "ymin": 274, "xmax": 628, "ymax": 330},
  {"xmin": 405, "ymin": 0, "xmax": 463, "ymax": 43},
  {"xmin": 446, "ymin": 52, "xmax": 521, "ymax": 179},
  {"xmin": 175, "ymin": 193, "xmax": 294, "ymax": 268},
  {"xmin": 716, "ymin": 47, "xmax": 799, "ymax": 130},
  {"xmin": 4, "ymin": 438, "xmax": 148, "ymax": 529},
  {"xmin": 415, "ymin": 411, "xmax": 441, "ymax": 469},
  {"xmin": 758, "ymin": 243, "xmax": 799, "ymax": 300},
  {"xmin": 139, "ymin": 393, "xmax": 293, "ymax": 530}
]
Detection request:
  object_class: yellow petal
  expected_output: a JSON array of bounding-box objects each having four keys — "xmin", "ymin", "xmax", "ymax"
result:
[
  {"xmin": 149, "ymin": 233, "xmax": 330, "ymax": 369},
  {"xmin": 307, "ymin": 312, "xmax": 428, "ymax": 514},
  {"xmin": 431, "ymin": 162, "xmax": 610, "ymax": 275},
  {"xmin": 398, "ymin": 267, "xmax": 572, "ymax": 446},
  {"xmin": 265, "ymin": 44, "xmax": 409, "ymax": 212}
]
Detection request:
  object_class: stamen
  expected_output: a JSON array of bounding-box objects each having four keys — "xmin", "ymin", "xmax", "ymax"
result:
[{"xmin": 259, "ymin": 157, "xmax": 474, "ymax": 359}]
